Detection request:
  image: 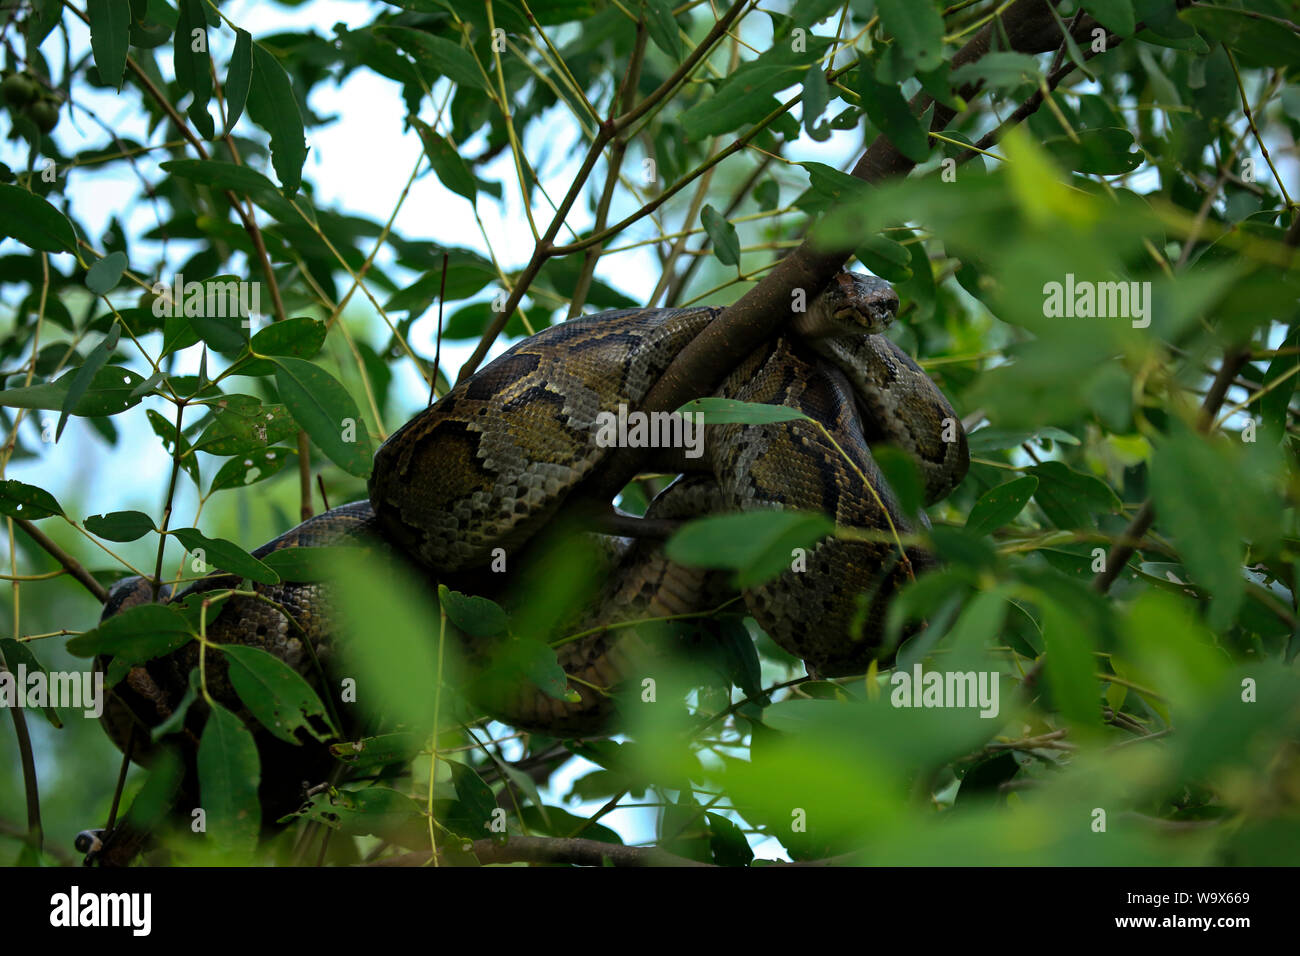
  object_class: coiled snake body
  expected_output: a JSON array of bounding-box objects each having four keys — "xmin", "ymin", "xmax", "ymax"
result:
[{"xmin": 98, "ymin": 273, "xmax": 967, "ymax": 810}]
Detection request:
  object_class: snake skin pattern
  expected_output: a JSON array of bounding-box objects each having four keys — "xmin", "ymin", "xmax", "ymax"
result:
[{"xmin": 97, "ymin": 273, "xmax": 968, "ymax": 794}]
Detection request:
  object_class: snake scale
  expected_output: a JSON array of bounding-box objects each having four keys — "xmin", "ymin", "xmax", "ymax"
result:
[{"xmin": 96, "ymin": 271, "xmax": 968, "ymax": 826}]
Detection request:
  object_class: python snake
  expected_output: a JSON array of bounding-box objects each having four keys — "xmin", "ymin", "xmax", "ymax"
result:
[{"xmin": 96, "ymin": 271, "xmax": 968, "ymax": 818}]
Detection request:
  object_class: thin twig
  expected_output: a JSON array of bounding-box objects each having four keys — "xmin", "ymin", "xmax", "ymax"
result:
[{"xmin": 12, "ymin": 518, "xmax": 108, "ymax": 603}]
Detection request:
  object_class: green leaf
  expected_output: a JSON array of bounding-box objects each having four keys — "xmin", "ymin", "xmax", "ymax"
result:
[
  {"xmin": 706, "ymin": 811, "xmax": 754, "ymax": 867},
  {"xmin": 247, "ymin": 41, "xmax": 308, "ymax": 194},
  {"xmin": 373, "ymin": 26, "xmax": 489, "ymax": 91},
  {"xmin": 160, "ymin": 159, "xmax": 297, "ymax": 222},
  {"xmin": 438, "ymin": 585, "xmax": 508, "ymax": 637},
  {"xmin": 754, "ymin": 178, "xmax": 780, "ymax": 211},
  {"xmin": 444, "ymin": 761, "xmax": 498, "ymax": 839},
  {"xmin": 385, "ymin": 259, "xmax": 496, "ymax": 313},
  {"xmin": 172, "ymin": 591, "xmax": 232, "ymax": 633},
  {"xmin": 84, "ymin": 510, "xmax": 156, "ymax": 542},
  {"xmin": 234, "ymin": 317, "xmax": 326, "ymax": 377},
  {"xmin": 643, "ymin": 0, "xmax": 682, "ymax": 60},
  {"xmin": 875, "ymin": 0, "xmax": 945, "ymax": 71},
  {"xmin": 121, "ymin": 750, "xmax": 186, "ymax": 842},
  {"xmin": 801, "ymin": 62, "xmax": 828, "ymax": 137},
  {"xmin": 1174, "ymin": 664, "xmax": 1300, "ymax": 789},
  {"xmin": 208, "ymin": 448, "xmax": 296, "ymax": 492},
  {"xmin": 293, "ymin": 786, "xmax": 425, "ymax": 843},
  {"xmin": 224, "ymin": 29, "xmax": 253, "ymax": 134},
  {"xmin": 943, "ymin": 588, "xmax": 1009, "ymax": 655},
  {"xmin": 260, "ymin": 545, "xmax": 352, "ymax": 582},
  {"xmin": 1118, "ymin": 589, "xmax": 1228, "ymax": 710},
  {"xmin": 480, "ymin": 637, "xmax": 575, "ymax": 702},
  {"xmin": 873, "ymin": 445, "xmax": 924, "ymax": 518},
  {"xmin": 67, "ymin": 604, "xmax": 196, "ymax": 684},
  {"xmin": 855, "ymin": 233, "xmax": 913, "ymax": 283},
  {"xmin": 0, "ymin": 183, "xmax": 77, "ymax": 252},
  {"xmin": 0, "ymin": 365, "xmax": 146, "ymax": 416},
  {"xmin": 272, "ymin": 357, "xmax": 374, "ymax": 477},
  {"xmin": 797, "ymin": 161, "xmax": 870, "ymax": 213},
  {"xmin": 174, "ymin": 0, "xmax": 213, "ymax": 138},
  {"xmin": 171, "ymin": 527, "xmax": 279, "ymax": 584},
  {"xmin": 0, "ymin": 479, "xmax": 63, "ymax": 519},
  {"xmin": 221, "ymin": 643, "xmax": 338, "ymax": 744},
  {"xmin": 677, "ymin": 396, "xmax": 808, "ymax": 425},
  {"xmin": 954, "ymin": 752, "xmax": 1020, "ymax": 805},
  {"xmin": 152, "ymin": 670, "xmax": 201, "ymax": 742},
  {"xmin": 916, "ymin": 62, "xmax": 965, "ymax": 109},
  {"xmin": 129, "ymin": 371, "xmax": 165, "ymax": 400},
  {"xmin": 857, "ymin": 57, "xmax": 930, "ymax": 163},
  {"xmin": 1260, "ymin": 324, "xmax": 1299, "ymax": 443},
  {"xmin": 1044, "ymin": 127, "xmax": 1142, "ymax": 175},
  {"xmin": 949, "ymin": 52, "xmax": 1043, "ymax": 92},
  {"xmin": 185, "ymin": 276, "xmax": 253, "ymax": 354},
  {"xmin": 440, "ymin": 301, "xmax": 493, "ymax": 339},
  {"xmin": 85, "ymin": 251, "xmax": 127, "ymax": 295},
  {"xmin": 1148, "ymin": 429, "xmax": 1244, "ymax": 629},
  {"xmin": 1026, "ymin": 461, "xmax": 1121, "ymax": 529},
  {"xmin": 87, "ymin": 0, "xmax": 131, "ymax": 90},
  {"xmin": 197, "ymin": 702, "xmax": 261, "ymax": 856},
  {"xmin": 27, "ymin": 0, "xmax": 63, "ymax": 49},
  {"xmin": 666, "ymin": 510, "xmax": 833, "ymax": 588},
  {"xmin": 680, "ymin": 37, "xmax": 834, "ymax": 139},
  {"xmin": 518, "ymin": 804, "xmax": 622, "ymax": 844},
  {"xmin": 966, "ymin": 476, "xmax": 1038, "ymax": 536},
  {"xmin": 701, "ymin": 204, "xmax": 740, "ymax": 267},
  {"xmin": 1041, "ymin": 599, "xmax": 1102, "ymax": 732},
  {"xmin": 716, "ymin": 619, "xmax": 764, "ymax": 701},
  {"xmin": 328, "ymin": 550, "xmax": 448, "ymax": 731},
  {"xmin": 967, "ymin": 426, "xmax": 1078, "ymax": 452},
  {"xmin": 1035, "ymin": 427, "xmax": 1081, "ymax": 446},
  {"xmin": 0, "ymin": 638, "xmax": 62, "ymax": 727},
  {"xmin": 1181, "ymin": 7, "xmax": 1300, "ymax": 68},
  {"xmin": 330, "ymin": 732, "xmax": 422, "ymax": 770},
  {"xmin": 788, "ymin": 0, "xmax": 844, "ymax": 28},
  {"xmin": 193, "ymin": 395, "xmax": 297, "ymax": 456},
  {"xmin": 1081, "ymin": 0, "xmax": 1135, "ymax": 36},
  {"xmin": 929, "ymin": 525, "xmax": 997, "ymax": 573},
  {"xmin": 161, "ymin": 157, "xmax": 276, "ymax": 197},
  {"xmin": 57, "ymin": 323, "xmax": 120, "ymax": 441},
  {"xmin": 411, "ymin": 118, "xmax": 477, "ymax": 203}
]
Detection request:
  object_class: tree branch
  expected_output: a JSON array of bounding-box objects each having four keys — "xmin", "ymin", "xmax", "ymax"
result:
[
  {"xmin": 584, "ymin": 0, "xmax": 1109, "ymax": 504},
  {"xmin": 13, "ymin": 518, "xmax": 108, "ymax": 603},
  {"xmin": 456, "ymin": 0, "xmax": 751, "ymax": 382}
]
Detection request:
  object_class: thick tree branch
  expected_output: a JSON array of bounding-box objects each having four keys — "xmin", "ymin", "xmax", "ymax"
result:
[{"xmin": 584, "ymin": 0, "xmax": 1112, "ymax": 504}]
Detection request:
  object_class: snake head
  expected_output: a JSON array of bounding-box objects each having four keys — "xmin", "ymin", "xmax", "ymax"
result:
[{"xmin": 793, "ymin": 271, "xmax": 899, "ymax": 338}]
